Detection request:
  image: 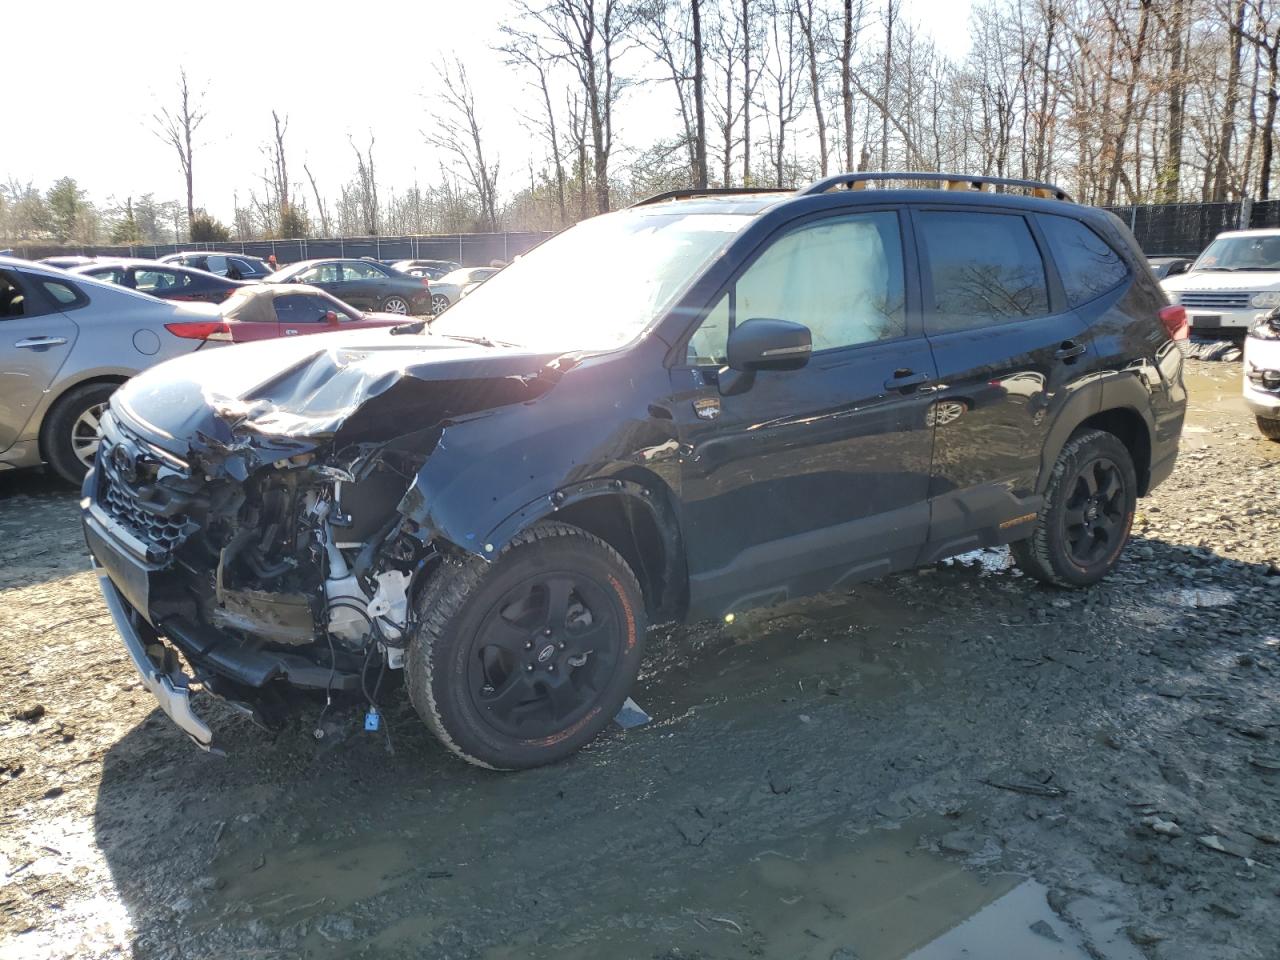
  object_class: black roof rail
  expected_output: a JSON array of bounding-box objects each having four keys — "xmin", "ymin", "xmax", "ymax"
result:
[
  {"xmin": 630, "ymin": 187, "xmax": 788, "ymax": 207},
  {"xmin": 798, "ymin": 172, "xmax": 1073, "ymax": 202}
]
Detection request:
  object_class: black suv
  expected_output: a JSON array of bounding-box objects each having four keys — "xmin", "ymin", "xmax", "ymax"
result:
[{"xmin": 82, "ymin": 172, "xmax": 1187, "ymax": 769}]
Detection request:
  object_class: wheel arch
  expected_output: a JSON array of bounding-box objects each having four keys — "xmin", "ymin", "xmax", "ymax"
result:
[
  {"xmin": 36, "ymin": 373, "xmax": 131, "ymax": 460},
  {"xmin": 1074, "ymin": 407, "xmax": 1154, "ymax": 495},
  {"xmin": 480, "ymin": 474, "xmax": 687, "ymax": 623},
  {"xmin": 1038, "ymin": 371, "xmax": 1157, "ymax": 497}
]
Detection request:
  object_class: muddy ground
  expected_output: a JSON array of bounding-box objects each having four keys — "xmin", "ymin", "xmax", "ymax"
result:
[{"xmin": 1, "ymin": 360, "xmax": 1278, "ymax": 960}]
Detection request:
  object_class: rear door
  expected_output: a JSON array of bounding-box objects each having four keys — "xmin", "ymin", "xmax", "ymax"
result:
[
  {"xmin": 338, "ymin": 261, "xmax": 386, "ymax": 308},
  {"xmin": 295, "ymin": 262, "xmax": 344, "ymax": 299},
  {"xmin": 0, "ymin": 270, "xmax": 80, "ymax": 451},
  {"xmin": 912, "ymin": 206, "xmax": 1088, "ymax": 555}
]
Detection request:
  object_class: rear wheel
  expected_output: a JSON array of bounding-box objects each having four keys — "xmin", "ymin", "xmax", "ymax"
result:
[
  {"xmin": 1011, "ymin": 429, "xmax": 1137, "ymax": 588},
  {"xmin": 381, "ymin": 296, "xmax": 410, "ymax": 315},
  {"xmin": 1257, "ymin": 416, "xmax": 1280, "ymax": 441},
  {"xmin": 42, "ymin": 382, "xmax": 119, "ymax": 484},
  {"xmin": 406, "ymin": 522, "xmax": 646, "ymax": 769}
]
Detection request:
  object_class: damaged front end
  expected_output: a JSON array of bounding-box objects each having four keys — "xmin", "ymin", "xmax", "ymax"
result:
[{"xmin": 83, "ymin": 336, "xmax": 561, "ymax": 748}]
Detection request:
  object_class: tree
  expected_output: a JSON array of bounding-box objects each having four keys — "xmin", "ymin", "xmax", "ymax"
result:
[
  {"xmin": 110, "ymin": 198, "xmax": 144, "ymax": 244},
  {"xmin": 45, "ymin": 177, "xmax": 89, "ymax": 243},
  {"xmin": 427, "ymin": 58, "xmax": 501, "ymax": 230},
  {"xmin": 153, "ymin": 68, "xmax": 206, "ymax": 236},
  {"xmin": 499, "ymin": 29, "xmax": 569, "ymax": 224},
  {"xmin": 794, "ymin": 0, "xmax": 829, "ymax": 177},
  {"xmin": 190, "ymin": 210, "xmax": 231, "ymax": 242},
  {"xmin": 348, "ymin": 135, "xmax": 381, "ymax": 235}
]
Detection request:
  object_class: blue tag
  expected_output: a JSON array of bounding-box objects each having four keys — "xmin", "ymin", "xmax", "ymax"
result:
[{"xmin": 364, "ymin": 708, "xmax": 380, "ymax": 732}]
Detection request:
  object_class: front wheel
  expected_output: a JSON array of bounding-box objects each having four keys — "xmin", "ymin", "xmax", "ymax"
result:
[
  {"xmin": 430, "ymin": 293, "xmax": 451, "ymax": 315},
  {"xmin": 1010, "ymin": 429, "xmax": 1137, "ymax": 588},
  {"xmin": 1257, "ymin": 416, "xmax": 1280, "ymax": 441},
  {"xmin": 406, "ymin": 522, "xmax": 647, "ymax": 769}
]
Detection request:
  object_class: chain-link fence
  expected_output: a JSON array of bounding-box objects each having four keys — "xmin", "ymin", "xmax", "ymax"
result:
[
  {"xmin": 3, "ymin": 231, "xmax": 555, "ymax": 267},
  {"xmin": 1103, "ymin": 199, "xmax": 1280, "ymax": 256}
]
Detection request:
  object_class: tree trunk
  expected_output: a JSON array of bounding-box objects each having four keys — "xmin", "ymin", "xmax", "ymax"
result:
[
  {"xmin": 798, "ymin": 0, "xmax": 828, "ymax": 176},
  {"xmin": 1213, "ymin": 0, "xmax": 1247, "ymax": 201},
  {"xmin": 693, "ymin": 0, "xmax": 708, "ymax": 188},
  {"xmin": 742, "ymin": 0, "xmax": 752, "ymax": 184},
  {"xmin": 1104, "ymin": 0, "xmax": 1151, "ymax": 206},
  {"xmin": 1261, "ymin": 31, "xmax": 1279, "ymax": 200},
  {"xmin": 1161, "ymin": 0, "xmax": 1187, "ymax": 200},
  {"xmin": 842, "ymin": 0, "xmax": 854, "ymax": 171},
  {"xmin": 881, "ymin": 0, "xmax": 894, "ymax": 169}
]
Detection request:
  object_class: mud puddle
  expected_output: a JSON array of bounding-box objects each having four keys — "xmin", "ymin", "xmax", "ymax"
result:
[
  {"xmin": 483, "ymin": 817, "xmax": 1114, "ymax": 960},
  {"xmin": 642, "ymin": 581, "xmax": 943, "ymax": 722}
]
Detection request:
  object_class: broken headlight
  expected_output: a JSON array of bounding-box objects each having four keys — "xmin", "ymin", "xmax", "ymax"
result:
[{"xmin": 1249, "ymin": 308, "xmax": 1280, "ymax": 340}]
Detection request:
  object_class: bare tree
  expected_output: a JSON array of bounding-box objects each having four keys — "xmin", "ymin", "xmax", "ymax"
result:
[
  {"xmin": 758, "ymin": 0, "xmax": 805, "ymax": 187},
  {"xmin": 349, "ymin": 134, "xmax": 381, "ymax": 235},
  {"xmin": 303, "ymin": 162, "xmax": 331, "ymax": 236},
  {"xmin": 692, "ymin": 0, "xmax": 708, "ymax": 187},
  {"xmin": 152, "ymin": 68, "xmax": 206, "ymax": 236},
  {"xmin": 794, "ymin": 0, "xmax": 829, "ymax": 176},
  {"xmin": 500, "ymin": 30, "xmax": 569, "ymax": 224},
  {"xmin": 427, "ymin": 59, "xmax": 500, "ymax": 230}
]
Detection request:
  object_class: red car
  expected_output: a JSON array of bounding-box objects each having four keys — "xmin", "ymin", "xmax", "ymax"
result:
[{"xmin": 162, "ymin": 284, "xmax": 409, "ymax": 344}]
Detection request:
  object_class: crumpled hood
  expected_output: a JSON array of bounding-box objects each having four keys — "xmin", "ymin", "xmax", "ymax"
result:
[
  {"xmin": 114, "ymin": 327, "xmax": 563, "ymax": 455},
  {"xmin": 1162, "ymin": 270, "xmax": 1280, "ymax": 294}
]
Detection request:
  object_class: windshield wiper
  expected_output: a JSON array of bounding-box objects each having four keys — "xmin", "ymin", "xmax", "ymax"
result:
[{"xmin": 438, "ymin": 333, "xmax": 507, "ymax": 348}]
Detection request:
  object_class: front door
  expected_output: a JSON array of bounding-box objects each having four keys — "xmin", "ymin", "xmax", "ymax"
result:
[
  {"xmin": 0, "ymin": 270, "xmax": 79, "ymax": 451},
  {"xmin": 670, "ymin": 209, "xmax": 937, "ymax": 618},
  {"xmin": 911, "ymin": 206, "xmax": 1089, "ymax": 556}
]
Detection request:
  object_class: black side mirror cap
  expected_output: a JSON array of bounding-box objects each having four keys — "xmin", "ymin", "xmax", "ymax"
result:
[{"xmin": 726, "ymin": 317, "xmax": 812, "ymax": 372}]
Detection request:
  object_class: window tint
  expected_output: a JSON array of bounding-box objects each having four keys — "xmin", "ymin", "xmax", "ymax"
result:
[
  {"xmin": 134, "ymin": 269, "xmax": 190, "ymax": 293},
  {"xmin": 687, "ymin": 212, "xmax": 907, "ymax": 364},
  {"xmin": 274, "ymin": 293, "xmax": 334, "ymax": 324},
  {"xmin": 918, "ymin": 211, "xmax": 1049, "ymax": 333},
  {"xmin": 42, "ymin": 280, "xmax": 80, "ymax": 305},
  {"xmin": 1039, "ymin": 214, "xmax": 1129, "ymax": 306},
  {"xmin": 342, "ymin": 261, "xmax": 386, "ymax": 280},
  {"xmin": 206, "ymin": 255, "xmax": 229, "ymax": 276},
  {"xmin": 298, "ymin": 263, "xmax": 341, "ymax": 283},
  {"xmin": 88, "ymin": 267, "xmax": 126, "ymax": 285}
]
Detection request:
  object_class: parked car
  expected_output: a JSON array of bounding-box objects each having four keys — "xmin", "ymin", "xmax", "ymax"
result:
[
  {"xmin": 265, "ymin": 258, "xmax": 431, "ymax": 315},
  {"xmin": 390, "ymin": 259, "xmax": 462, "ymax": 281},
  {"xmin": 38, "ymin": 255, "xmax": 100, "ymax": 270},
  {"xmin": 1147, "ymin": 255, "xmax": 1194, "ymax": 280},
  {"xmin": 82, "ymin": 172, "xmax": 1185, "ymax": 768},
  {"xmin": 72, "ymin": 259, "xmax": 247, "ymax": 304},
  {"xmin": 1160, "ymin": 229, "xmax": 1280, "ymax": 333},
  {"xmin": 0, "ymin": 256, "xmax": 228, "ymax": 483},
  {"xmin": 1244, "ymin": 306, "xmax": 1280, "ymax": 440},
  {"xmin": 207, "ymin": 284, "xmax": 410, "ymax": 342},
  {"xmin": 158, "ymin": 251, "xmax": 275, "ymax": 280},
  {"xmin": 428, "ymin": 266, "xmax": 501, "ymax": 314}
]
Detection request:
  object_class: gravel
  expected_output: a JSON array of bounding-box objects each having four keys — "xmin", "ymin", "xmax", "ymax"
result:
[{"xmin": 0, "ymin": 357, "xmax": 1277, "ymax": 959}]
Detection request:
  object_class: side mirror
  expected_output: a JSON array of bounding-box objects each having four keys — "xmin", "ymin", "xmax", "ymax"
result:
[
  {"xmin": 324, "ymin": 310, "xmax": 340, "ymax": 326},
  {"xmin": 1168, "ymin": 260, "xmax": 1190, "ymax": 276},
  {"xmin": 726, "ymin": 318, "xmax": 812, "ymax": 372}
]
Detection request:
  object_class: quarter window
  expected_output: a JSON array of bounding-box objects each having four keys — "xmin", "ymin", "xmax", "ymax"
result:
[
  {"xmin": 687, "ymin": 212, "xmax": 907, "ymax": 364},
  {"xmin": 41, "ymin": 280, "xmax": 80, "ymax": 305},
  {"xmin": 134, "ymin": 269, "xmax": 190, "ymax": 293},
  {"xmin": 298, "ymin": 263, "xmax": 341, "ymax": 283},
  {"xmin": 918, "ymin": 211, "xmax": 1050, "ymax": 333},
  {"xmin": 1039, "ymin": 214, "xmax": 1129, "ymax": 306},
  {"xmin": 342, "ymin": 261, "xmax": 386, "ymax": 280}
]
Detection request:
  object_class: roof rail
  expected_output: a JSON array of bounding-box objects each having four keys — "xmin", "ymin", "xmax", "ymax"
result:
[
  {"xmin": 630, "ymin": 187, "xmax": 787, "ymax": 207},
  {"xmin": 798, "ymin": 172, "xmax": 1073, "ymax": 203}
]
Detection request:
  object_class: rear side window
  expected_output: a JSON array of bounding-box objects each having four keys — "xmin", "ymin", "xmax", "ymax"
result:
[
  {"xmin": 918, "ymin": 211, "xmax": 1050, "ymax": 334},
  {"xmin": 1039, "ymin": 214, "xmax": 1129, "ymax": 306},
  {"xmin": 42, "ymin": 280, "xmax": 81, "ymax": 305},
  {"xmin": 134, "ymin": 269, "xmax": 191, "ymax": 293}
]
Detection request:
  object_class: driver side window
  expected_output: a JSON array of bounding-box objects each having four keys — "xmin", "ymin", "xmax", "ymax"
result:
[{"xmin": 687, "ymin": 211, "xmax": 907, "ymax": 365}]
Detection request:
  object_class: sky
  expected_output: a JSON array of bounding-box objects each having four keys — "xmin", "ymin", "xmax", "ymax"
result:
[{"xmin": 5, "ymin": 0, "xmax": 974, "ymax": 224}]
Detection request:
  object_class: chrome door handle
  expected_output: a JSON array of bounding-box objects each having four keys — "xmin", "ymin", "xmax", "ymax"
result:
[{"xmin": 15, "ymin": 336, "xmax": 68, "ymax": 348}]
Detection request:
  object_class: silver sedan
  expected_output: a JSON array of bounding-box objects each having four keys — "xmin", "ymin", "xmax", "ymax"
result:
[
  {"xmin": 0, "ymin": 256, "xmax": 225, "ymax": 483},
  {"xmin": 427, "ymin": 267, "xmax": 501, "ymax": 315}
]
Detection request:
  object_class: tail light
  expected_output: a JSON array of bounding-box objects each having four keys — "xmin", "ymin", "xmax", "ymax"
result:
[
  {"xmin": 420, "ymin": 277, "xmax": 431, "ymax": 288},
  {"xmin": 165, "ymin": 321, "xmax": 234, "ymax": 342},
  {"xmin": 1159, "ymin": 305, "xmax": 1189, "ymax": 341}
]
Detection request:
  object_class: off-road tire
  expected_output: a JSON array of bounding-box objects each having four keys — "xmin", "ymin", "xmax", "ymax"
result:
[
  {"xmin": 42, "ymin": 382, "xmax": 118, "ymax": 485},
  {"xmin": 1010, "ymin": 429, "xmax": 1137, "ymax": 588},
  {"xmin": 1256, "ymin": 416, "xmax": 1280, "ymax": 441},
  {"xmin": 406, "ymin": 522, "xmax": 646, "ymax": 770}
]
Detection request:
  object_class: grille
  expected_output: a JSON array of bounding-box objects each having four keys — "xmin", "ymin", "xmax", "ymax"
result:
[
  {"xmin": 1179, "ymin": 291, "xmax": 1252, "ymax": 309},
  {"xmin": 100, "ymin": 472, "xmax": 192, "ymax": 556}
]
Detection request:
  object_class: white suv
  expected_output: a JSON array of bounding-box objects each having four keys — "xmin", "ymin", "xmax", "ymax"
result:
[
  {"xmin": 1161, "ymin": 229, "xmax": 1280, "ymax": 333},
  {"xmin": 1245, "ymin": 309, "xmax": 1280, "ymax": 439}
]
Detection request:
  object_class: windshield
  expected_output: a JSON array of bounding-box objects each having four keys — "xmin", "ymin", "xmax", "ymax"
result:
[
  {"xmin": 1194, "ymin": 235, "xmax": 1280, "ymax": 271},
  {"xmin": 430, "ymin": 211, "xmax": 753, "ymax": 351}
]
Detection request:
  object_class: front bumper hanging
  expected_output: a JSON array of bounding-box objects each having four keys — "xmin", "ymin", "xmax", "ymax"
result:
[{"xmin": 94, "ymin": 566, "xmax": 216, "ymax": 752}]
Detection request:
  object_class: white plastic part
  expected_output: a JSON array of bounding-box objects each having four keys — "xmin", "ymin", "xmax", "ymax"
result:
[{"xmin": 367, "ymin": 570, "xmax": 411, "ymax": 640}]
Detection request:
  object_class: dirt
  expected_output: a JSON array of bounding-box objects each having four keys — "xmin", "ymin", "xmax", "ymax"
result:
[{"xmin": 1, "ymin": 358, "xmax": 1278, "ymax": 960}]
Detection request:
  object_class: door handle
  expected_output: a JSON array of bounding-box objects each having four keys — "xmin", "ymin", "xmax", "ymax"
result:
[
  {"xmin": 284, "ymin": 329, "xmax": 299, "ymax": 335},
  {"xmin": 884, "ymin": 369, "xmax": 930, "ymax": 392},
  {"xmin": 15, "ymin": 336, "xmax": 68, "ymax": 349},
  {"xmin": 1055, "ymin": 340, "xmax": 1086, "ymax": 361}
]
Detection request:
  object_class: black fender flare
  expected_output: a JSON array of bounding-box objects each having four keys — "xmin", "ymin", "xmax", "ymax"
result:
[{"xmin": 1036, "ymin": 370, "xmax": 1155, "ymax": 494}]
